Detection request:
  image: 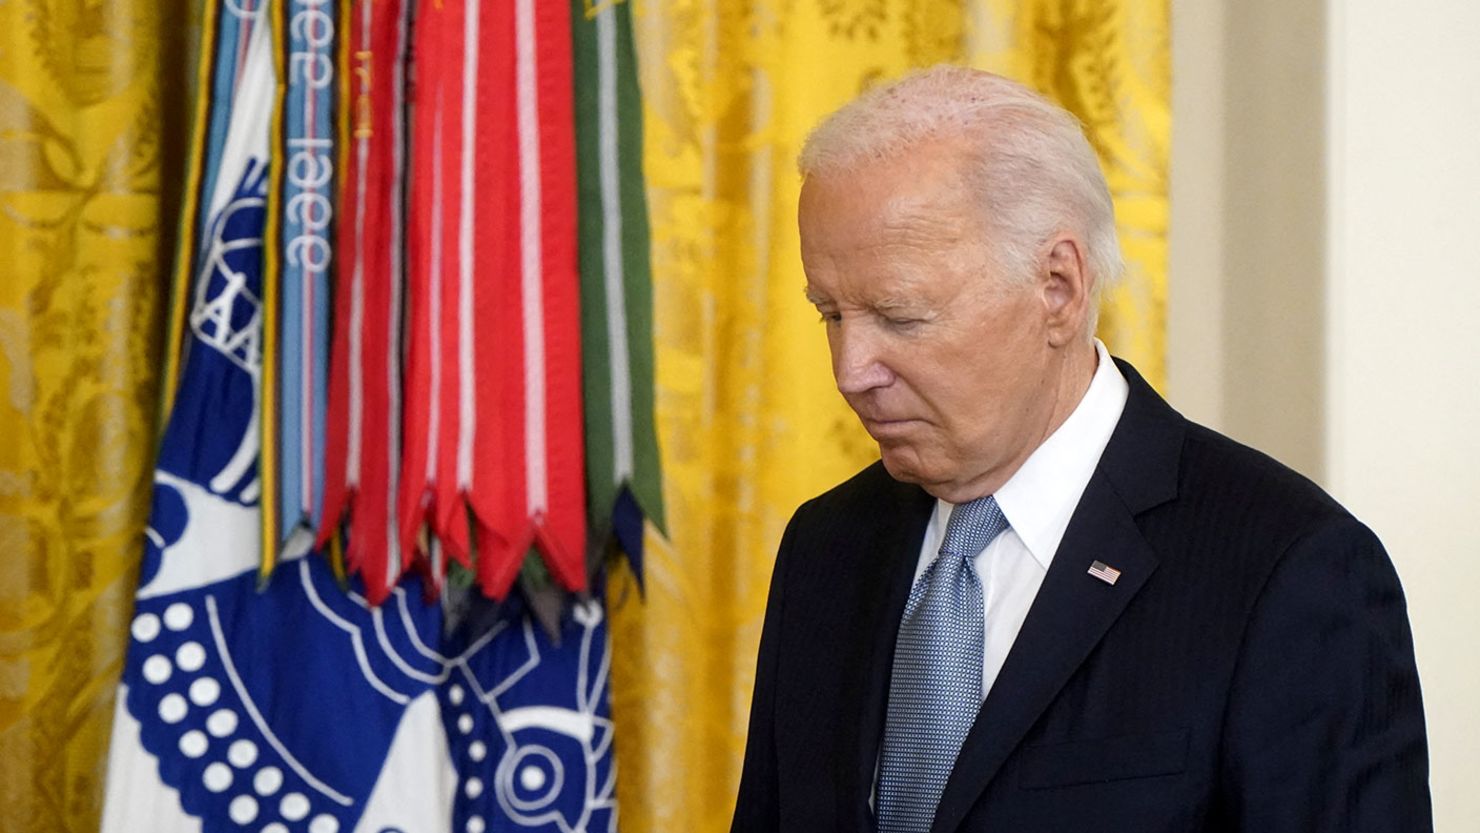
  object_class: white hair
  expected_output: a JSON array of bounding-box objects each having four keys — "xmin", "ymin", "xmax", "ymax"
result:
[{"xmin": 798, "ymin": 65, "xmax": 1123, "ymax": 335}]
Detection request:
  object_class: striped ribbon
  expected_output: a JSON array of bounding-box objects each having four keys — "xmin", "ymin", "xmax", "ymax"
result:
[
  {"xmin": 398, "ymin": 0, "xmax": 452, "ymax": 591},
  {"xmin": 482, "ymin": 0, "xmax": 586, "ymax": 600},
  {"xmin": 398, "ymin": 0, "xmax": 587, "ymax": 601},
  {"xmin": 572, "ymin": 0, "xmax": 665, "ymax": 581},
  {"xmin": 318, "ymin": 0, "xmax": 412, "ymax": 604},
  {"xmin": 428, "ymin": 0, "xmax": 471, "ymax": 577},
  {"xmin": 395, "ymin": 0, "xmax": 465, "ymax": 586},
  {"xmin": 263, "ymin": 0, "xmax": 343, "ymax": 572},
  {"xmin": 307, "ymin": 0, "xmax": 645, "ymax": 605}
]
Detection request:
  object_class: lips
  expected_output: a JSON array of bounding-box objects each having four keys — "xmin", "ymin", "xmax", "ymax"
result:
[{"xmin": 861, "ymin": 417, "xmax": 922, "ymax": 439}]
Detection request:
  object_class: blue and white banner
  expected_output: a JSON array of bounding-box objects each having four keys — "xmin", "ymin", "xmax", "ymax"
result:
[
  {"xmin": 105, "ymin": 559, "xmax": 618, "ymax": 832},
  {"xmin": 102, "ymin": 5, "xmax": 619, "ymax": 831}
]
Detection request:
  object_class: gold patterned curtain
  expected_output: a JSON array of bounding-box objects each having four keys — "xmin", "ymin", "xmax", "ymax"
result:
[
  {"xmin": 0, "ymin": 1, "xmax": 189, "ymax": 830},
  {"xmin": 607, "ymin": 1, "xmax": 1168, "ymax": 830},
  {"xmin": 968, "ymin": 0, "xmax": 1169, "ymax": 383},
  {"xmin": 0, "ymin": 0, "xmax": 1165, "ymax": 830}
]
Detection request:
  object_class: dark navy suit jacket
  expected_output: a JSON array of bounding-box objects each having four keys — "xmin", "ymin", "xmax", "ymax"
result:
[{"xmin": 731, "ymin": 360, "xmax": 1431, "ymax": 832}]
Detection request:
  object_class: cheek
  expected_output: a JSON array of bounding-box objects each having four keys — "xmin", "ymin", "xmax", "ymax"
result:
[{"xmin": 932, "ymin": 358, "xmax": 1022, "ymax": 440}]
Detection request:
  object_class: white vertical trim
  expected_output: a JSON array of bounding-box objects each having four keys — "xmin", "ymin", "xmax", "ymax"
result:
[
  {"xmin": 302, "ymin": 227, "xmax": 314, "ymax": 513},
  {"xmin": 1319, "ymin": 8, "xmax": 1480, "ymax": 829},
  {"xmin": 456, "ymin": 0, "xmax": 480, "ymax": 490},
  {"xmin": 596, "ymin": 7, "xmax": 634, "ymax": 483},
  {"xmin": 346, "ymin": 0, "xmax": 372, "ymax": 488},
  {"xmin": 428, "ymin": 97, "xmax": 445, "ymax": 484},
  {"xmin": 516, "ymin": 0, "xmax": 548, "ymax": 514}
]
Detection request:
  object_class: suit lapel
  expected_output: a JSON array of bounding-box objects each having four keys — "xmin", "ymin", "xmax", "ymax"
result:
[
  {"xmin": 930, "ymin": 360, "xmax": 1184, "ymax": 833},
  {"xmin": 841, "ymin": 476, "xmax": 934, "ymax": 828},
  {"xmin": 930, "ymin": 475, "xmax": 1157, "ymax": 832}
]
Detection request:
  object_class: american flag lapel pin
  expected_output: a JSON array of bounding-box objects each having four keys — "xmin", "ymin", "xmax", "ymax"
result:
[{"xmin": 1087, "ymin": 560, "xmax": 1121, "ymax": 586}]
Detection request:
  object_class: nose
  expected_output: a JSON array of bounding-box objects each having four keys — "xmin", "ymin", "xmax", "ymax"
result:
[{"xmin": 831, "ymin": 322, "xmax": 893, "ymax": 395}]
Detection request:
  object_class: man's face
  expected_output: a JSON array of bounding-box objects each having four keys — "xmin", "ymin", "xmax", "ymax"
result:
[{"xmin": 799, "ymin": 140, "xmax": 1066, "ymax": 501}]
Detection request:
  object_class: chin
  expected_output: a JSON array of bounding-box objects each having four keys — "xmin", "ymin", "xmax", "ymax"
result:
[{"xmin": 878, "ymin": 447, "xmax": 934, "ymax": 487}]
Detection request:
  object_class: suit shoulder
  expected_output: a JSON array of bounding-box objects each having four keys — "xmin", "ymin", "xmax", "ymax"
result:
[{"xmin": 1172, "ymin": 419, "xmax": 1355, "ymax": 543}]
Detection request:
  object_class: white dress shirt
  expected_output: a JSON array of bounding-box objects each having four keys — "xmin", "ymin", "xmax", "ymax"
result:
[{"xmin": 911, "ymin": 338, "xmax": 1129, "ymax": 701}]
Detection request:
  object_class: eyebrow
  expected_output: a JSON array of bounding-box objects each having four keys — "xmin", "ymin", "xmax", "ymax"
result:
[
  {"xmin": 801, "ymin": 290, "xmax": 924, "ymax": 316},
  {"xmin": 872, "ymin": 296, "xmax": 919, "ymax": 312}
]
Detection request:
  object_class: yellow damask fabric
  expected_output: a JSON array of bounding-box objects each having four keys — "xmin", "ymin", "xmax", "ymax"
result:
[
  {"xmin": 607, "ymin": 4, "xmax": 966, "ymax": 830},
  {"xmin": 0, "ymin": 1, "xmax": 188, "ymax": 830},
  {"xmin": 970, "ymin": 0, "xmax": 1170, "ymax": 385},
  {"xmin": 609, "ymin": 1, "xmax": 1168, "ymax": 831}
]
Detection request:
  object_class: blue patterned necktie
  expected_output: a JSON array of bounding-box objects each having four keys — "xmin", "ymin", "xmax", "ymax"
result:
[{"xmin": 877, "ymin": 495, "xmax": 1009, "ymax": 833}]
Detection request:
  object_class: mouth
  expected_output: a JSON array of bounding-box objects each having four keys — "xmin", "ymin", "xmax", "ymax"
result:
[{"xmin": 860, "ymin": 417, "xmax": 923, "ymax": 439}]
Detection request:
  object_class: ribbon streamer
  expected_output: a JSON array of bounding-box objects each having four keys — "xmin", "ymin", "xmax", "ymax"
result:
[
  {"xmin": 319, "ymin": 0, "xmax": 412, "ymax": 604},
  {"xmin": 572, "ymin": 0, "xmax": 665, "ymax": 584},
  {"xmin": 406, "ymin": 0, "xmax": 588, "ymax": 600},
  {"xmin": 264, "ymin": 0, "xmax": 342, "ymax": 572}
]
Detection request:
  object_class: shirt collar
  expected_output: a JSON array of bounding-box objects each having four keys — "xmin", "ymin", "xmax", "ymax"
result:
[{"xmin": 939, "ymin": 339, "xmax": 1129, "ymax": 569}]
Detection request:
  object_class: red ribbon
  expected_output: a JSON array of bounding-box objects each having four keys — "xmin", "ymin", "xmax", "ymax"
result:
[
  {"xmin": 320, "ymin": 0, "xmax": 411, "ymax": 604},
  {"xmin": 351, "ymin": 0, "xmax": 589, "ymax": 603}
]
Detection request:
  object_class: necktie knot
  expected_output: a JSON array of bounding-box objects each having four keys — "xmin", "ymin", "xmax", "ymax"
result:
[{"xmin": 939, "ymin": 494, "xmax": 1009, "ymax": 558}]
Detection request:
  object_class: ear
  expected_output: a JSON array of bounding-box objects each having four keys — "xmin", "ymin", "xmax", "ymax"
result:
[{"xmin": 1040, "ymin": 235, "xmax": 1093, "ymax": 348}]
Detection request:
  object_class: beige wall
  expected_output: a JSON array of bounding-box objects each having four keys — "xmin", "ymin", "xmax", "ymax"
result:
[
  {"xmin": 1170, "ymin": 1, "xmax": 1480, "ymax": 829},
  {"xmin": 1169, "ymin": 0, "xmax": 1327, "ymax": 478}
]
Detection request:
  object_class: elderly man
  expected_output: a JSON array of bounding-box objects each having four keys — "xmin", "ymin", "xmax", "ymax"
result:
[{"xmin": 731, "ymin": 67, "xmax": 1430, "ymax": 833}]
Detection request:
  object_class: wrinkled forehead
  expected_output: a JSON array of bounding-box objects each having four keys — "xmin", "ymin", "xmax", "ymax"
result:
[{"xmin": 799, "ymin": 147, "xmax": 988, "ymax": 254}]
